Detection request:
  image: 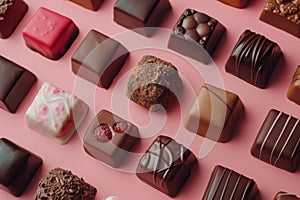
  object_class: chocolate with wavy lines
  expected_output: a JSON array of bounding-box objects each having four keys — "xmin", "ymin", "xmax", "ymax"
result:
[
  {"xmin": 225, "ymin": 29, "xmax": 282, "ymax": 89},
  {"xmin": 287, "ymin": 66, "xmax": 300, "ymax": 105}
]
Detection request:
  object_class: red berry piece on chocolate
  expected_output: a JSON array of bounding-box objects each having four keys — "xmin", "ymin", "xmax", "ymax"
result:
[
  {"xmin": 94, "ymin": 124, "xmax": 112, "ymax": 142},
  {"xmin": 113, "ymin": 121, "xmax": 128, "ymax": 133}
]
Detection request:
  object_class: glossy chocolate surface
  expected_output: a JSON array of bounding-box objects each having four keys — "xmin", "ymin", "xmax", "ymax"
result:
[
  {"xmin": 0, "ymin": 0, "xmax": 28, "ymax": 39},
  {"xmin": 126, "ymin": 55, "xmax": 183, "ymax": 112},
  {"xmin": 203, "ymin": 165, "xmax": 259, "ymax": 200},
  {"xmin": 184, "ymin": 84, "xmax": 244, "ymax": 142},
  {"xmin": 83, "ymin": 109, "xmax": 139, "ymax": 168},
  {"xmin": 274, "ymin": 192, "xmax": 300, "ymax": 200},
  {"xmin": 225, "ymin": 29, "xmax": 282, "ymax": 89},
  {"xmin": 260, "ymin": 0, "xmax": 300, "ymax": 38},
  {"xmin": 113, "ymin": 0, "xmax": 171, "ymax": 37},
  {"xmin": 251, "ymin": 109, "xmax": 300, "ymax": 172},
  {"xmin": 69, "ymin": 0, "xmax": 103, "ymax": 11},
  {"xmin": 287, "ymin": 66, "xmax": 300, "ymax": 105},
  {"xmin": 217, "ymin": 0, "xmax": 249, "ymax": 8},
  {"xmin": 136, "ymin": 135, "xmax": 197, "ymax": 197},
  {"xmin": 0, "ymin": 138, "xmax": 42, "ymax": 197},
  {"xmin": 0, "ymin": 55, "xmax": 37, "ymax": 113},
  {"xmin": 72, "ymin": 30, "xmax": 129, "ymax": 89},
  {"xmin": 168, "ymin": 9, "xmax": 225, "ymax": 64}
]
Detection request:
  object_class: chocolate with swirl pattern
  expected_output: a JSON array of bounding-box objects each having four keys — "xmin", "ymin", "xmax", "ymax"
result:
[
  {"xmin": 225, "ymin": 29, "xmax": 282, "ymax": 89},
  {"xmin": 136, "ymin": 135, "xmax": 197, "ymax": 197},
  {"xmin": 287, "ymin": 66, "xmax": 300, "ymax": 105}
]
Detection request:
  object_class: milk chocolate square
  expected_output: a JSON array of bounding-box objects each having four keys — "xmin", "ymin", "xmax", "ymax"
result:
[
  {"xmin": 83, "ymin": 109, "xmax": 139, "ymax": 168},
  {"xmin": 0, "ymin": 55, "xmax": 37, "ymax": 113},
  {"xmin": 184, "ymin": 84, "xmax": 244, "ymax": 143},
  {"xmin": 217, "ymin": 0, "xmax": 249, "ymax": 8},
  {"xmin": 69, "ymin": 0, "xmax": 103, "ymax": 11},
  {"xmin": 203, "ymin": 165, "xmax": 259, "ymax": 200},
  {"xmin": 0, "ymin": 138, "xmax": 42, "ymax": 197},
  {"xmin": 251, "ymin": 109, "xmax": 300, "ymax": 172},
  {"xmin": 287, "ymin": 66, "xmax": 300, "ymax": 105},
  {"xmin": 136, "ymin": 135, "xmax": 197, "ymax": 197},
  {"xmin": 168, "ymin": 9, "xmax": 225, "ymax": 64},
  {"xmin": 260, "ymin": 0, "xmax": 300, "ymax": 38},
  {"xmin": 225, "ymin": 29, "xmax": 282, "ymax": 89},
  {"xmin": 72, "ymin": 30, "xmax": 129, "ymax": 89},
  {"xmin": 274, "ymin": 192, "xmax": 300, "ymax": 200}
]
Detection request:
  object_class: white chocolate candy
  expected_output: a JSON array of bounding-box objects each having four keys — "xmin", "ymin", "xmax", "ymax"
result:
[{"xmin": 26, "ymin": 82, "xmax": 88, "ymax": 144}]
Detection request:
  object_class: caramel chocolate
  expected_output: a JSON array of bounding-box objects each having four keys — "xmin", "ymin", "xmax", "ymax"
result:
[
  {"xmin": 69, "ymin": 0, "xmax": 103, "ymax": 11},
  {"xmin": 287, "ymin": 66, "xmax": 300, "ymax": 105}
]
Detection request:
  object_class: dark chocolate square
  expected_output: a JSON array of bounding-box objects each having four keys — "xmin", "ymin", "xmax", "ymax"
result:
[
  {"xmin": 72, "ymin": 30, "xmax": 129, "ymax": 89},
  {"xmin": 287, "ymin": 66, "xmax": 300, "ymax": 105},
  {"xmin": 274, "ymin": 192, "xmax": 300, "ymax": 200},
  {"xmin": 83, "ymin": 109, "xmax": 139, "ymax": 168},
  {"xmin": 184, "ymin": 84, "xmax": 244, "ymax": 142},
  {"xmin": 0, "ymin": 55, "xmax": 37, "ymax": 113},
  {"xmin": 260, "ymin": 0, "xmax": 300, "ymax": 38},
  {"xmin": 251, "ymin": 109, "xmax": 300, "ymax": 172},
  {"xmin": 113, "ymin": 0, "xmax": 171, "ymax": 37},
  {"xmin": 69, "ymin": 0, "xmax": 103, "ymax": 11},
  {"xmin": 0, "ymin": 0, "xmax": 28, "ymax": 39},
  {"xmin": 203, "ymin": 165, "xmax": 259, "ymax": 200},
  {"xmin": 126, "ymin": 55, "xmax": 183, "ymax": 112},
  {"xmin": 217, "ymin": 0, "xmax": 249, "ymax": 8},
  {"xmin": 167, "ymin": 9, "xmax": 226, "ymax": 64},
  {"xmin": 136, "ymin": 135, "xmax": 197, "ymax": 197},
  {"xmin": 225, "ymin": 29, "xmax": 282, "ymax": 89},
  {"xmin": 0, "ymin": 138, "xmax": 42, "ymax": 197}
]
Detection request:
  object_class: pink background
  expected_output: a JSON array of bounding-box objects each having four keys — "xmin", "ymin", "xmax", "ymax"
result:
[{"xmin": 0, "ymin": 0, "xmax": 299, "ymax": 199}]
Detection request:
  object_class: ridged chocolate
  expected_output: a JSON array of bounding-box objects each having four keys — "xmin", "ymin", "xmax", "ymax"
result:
[{"xmin": 287, "ymin": 66, "xmax": 300, "ymax": 105}]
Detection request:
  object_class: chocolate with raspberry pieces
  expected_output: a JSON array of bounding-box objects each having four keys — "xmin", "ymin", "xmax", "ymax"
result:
[{"xmin": 83, "ymin": 109, "xmax": 139, "ymax": 168}]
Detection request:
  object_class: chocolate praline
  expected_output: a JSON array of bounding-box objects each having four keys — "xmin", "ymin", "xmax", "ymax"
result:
[{"xmin": 287, "ymin": 66, "xmax": 300, "ymax": 105}]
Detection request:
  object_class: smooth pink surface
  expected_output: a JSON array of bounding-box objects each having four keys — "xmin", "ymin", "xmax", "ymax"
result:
[{"xmin": 0, "ymin": 0, "xmax": 299, "ymax": 199}]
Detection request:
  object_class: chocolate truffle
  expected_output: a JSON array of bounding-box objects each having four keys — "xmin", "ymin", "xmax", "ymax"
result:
[
  {"xmin": 25, "ymin": 82, "xmax": 89, "ymax": 145},
  {"xmin": 0, "ymin": 0, "xmax": 28, "ymax": 39},
  {"xmin": 251, "ymin": 109, "xmax": 300, "ymax": 172},
  {"xmin": 225, "ymin": 29, "xmax": 282, "ymax": 89},
  {"xmin": 167, "ymin": 9, "xmax": 226, "ymax": 64},
  {"xmin": 113, "ymin": 0, "xmax": 171, "ymax": 37},
  {"xmin": 260, "ymin": 0, "xmax": 300, "ymax": 38},
  {"xmin": 274, "ymin": 192, "xmax": 300, "ymax": 200},
  {"xmin": 0, "ymin": 55, "xmax": 37, "ymax": 113},
  {"xmin": 136, "ymin": 135, "xmax": 197, "ymax": 197},
  {"xmin": 0, "ymin": 138, "xmax": 43, "ymax": 197},
  {"xmin": 126, "ymin": 55, "xmax": 183, "ymax": 112},
  {"xmin": 203, "ymin": 165, "xmax": 259, "ymax": 200},
  {"xmin": 34, "ymin": 168, "xmax": 97, "ymax": 200},
  {"xmin": 287, "ymin": 66, "xmax": 300, "ymax": 105},
  {"xmin": 217, "ymin": 0, "xmax": 249, "ymax": 8},
  {"xmin": 72, "ymin": 30, "xmax": 129, "ymax": 89},
  {"xmin": 69, "ymin": 0, "xmax": 103, "ymax": 11},
  {"xmin": 83, "ymin": 109, "xmax": 139, "ymax": 168},
  {"xmin": 184, "ymin": 84, "xmax": 244, "ymax": 143},
  {"xmin": 22, "ymin": 7, "xmax": 79, "ymax": 60}
]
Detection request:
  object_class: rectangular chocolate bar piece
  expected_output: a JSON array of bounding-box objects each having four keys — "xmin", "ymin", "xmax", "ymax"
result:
[
  {"xmin": 184, "ymin": 84, "xmax": 244, "ymax": 142},
  {"xmin": 287, "ymin": 66, "xmax": 300, "ymax": 105},
  {"xmin": 136, "ymin": 135, "xmax": 197, "ymax": 197},
  {"xmin": 225, "ymin": 29, "xmax": 282, "ymax": 89},
  {"xmin": 0, "ymin": 55, "xmax": 37, "ymax": 113},
  {"xmin": 251, "ymin": 109, "xmax": 300, "ymax": 172},
  {"xmin": 260, "ymin": 0, "xmax": 300, "ymax": 38},
  {"xmin": 274, "ymin": 192, "xmax": 300, "ymax": 200},
  {"xmin": 69, "ymin": 0, "xmax": 103, "ymax": 11},
  {"xmin": 0, "ymin": 138, "xmax": 42, "ymax": 197},
  {"xmin": 203, "ymin": 165, "xmax": 259, "ymax": 200},
  {"xmin": 217, "ymin": 0, "xmax": 249, "ymax": 8},
  {"xmin": 168, "ymin": 9, "xmax": 225, "ymax": 64}
]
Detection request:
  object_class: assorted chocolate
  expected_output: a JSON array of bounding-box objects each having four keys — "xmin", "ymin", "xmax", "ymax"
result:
[
  {"xmin": 0, "ymin": 0, "xmax": 28, "ymax": 39},
  {"xmin": 251, "ymin": 109, "xmax": 300, "ymax": 172},
  {"xmin": 22, "ymin": 7, "xmax": 79, "ymax": 60},
  {"xmin": 274, "ymin": 192, "xmax": 300, "ymax": 200},
  {"xmin": 34, "ymin": 168, "xmax": 97, "ymax": 200},
  {"xmin": 184, "ymin": 84, "xmax": 244, "ymax": 142},
  {"xmin": 168, "ymin": 9, "xmax": 226, "ymax": 64},
  {"xmin": 69, "ymin": 0, "xmax": 103, "ymax": 11},
  {"xmin": 72, "ymin": 29, "xmax": 129, "ymax": 89},
  {"xmin": 287, "ymin": 66, "xmax": 300, "ymax": 105},
  {"xmin": 25, "ymin": 82, "xmax": 89, "ymax": 145},
  {"xmin": 225, "ymin": 29, "xmax": 282, "ymax": 89},
  {"xmin": 217, "ymin": 0, "xmax": 249, "ymax": 8},
  {"xmin": 126, "ymin": 55, "xmax": 183, "ymax": 112},
  {"xmin": 0, "ymin": 55, "xmax": 37, "ymax": 113},
  {"xmin": 113, "ymin": 0, "xmax": 171, "ymax": 37},
  {"xmin": 136, "ymin": 135, "xmax": 197, "ymax": 197},
  {"xmin": 260, "ymin": 0, "xmax": 300, "ymax": 38},
  {"xmin": 203, "ymin": 165, "xmax": 259, "ymax": 199},
  {"xmin": 83, "ymin": 109, "xmax": 139, "ymax": 168},
  {"xmin": 0, "ymin": 138, "xmax": 42, "ymax": 197}
]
